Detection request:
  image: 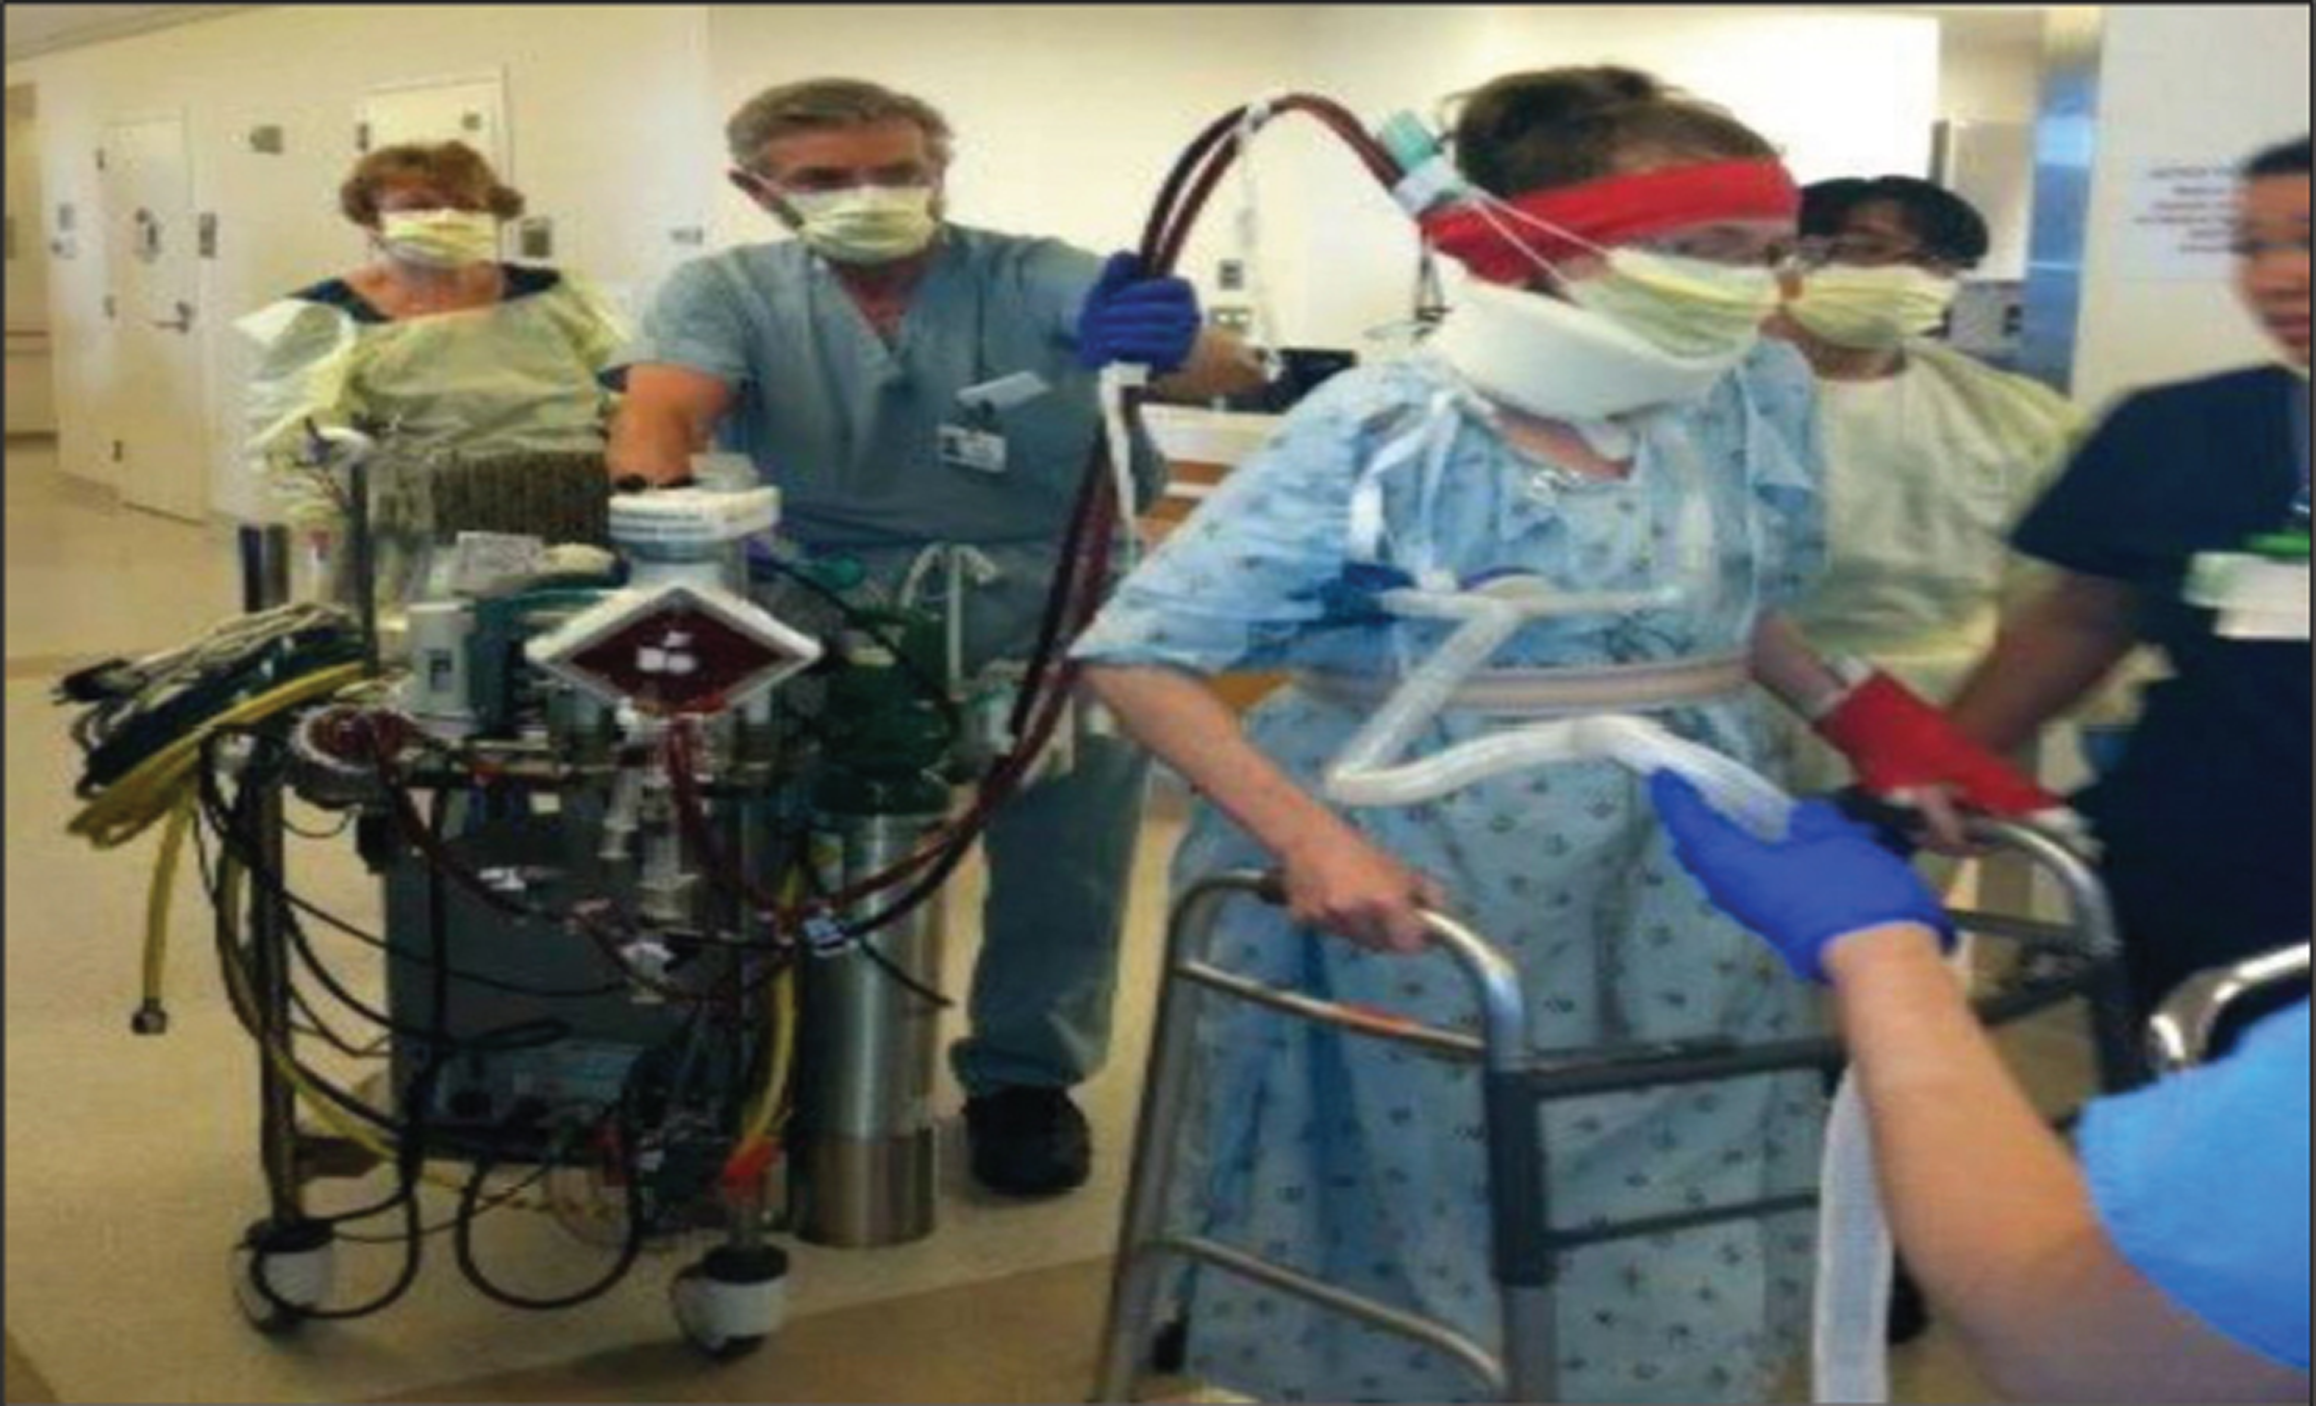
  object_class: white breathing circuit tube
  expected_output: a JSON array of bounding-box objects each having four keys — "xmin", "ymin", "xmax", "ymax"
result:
[
  {"xmin": 1318, "ymin": 580, "xmax": 1798, "ymax": 840},
  {"xmin": 1313, "ymin": 577, "xmax": 1902, "ymax": 1403}
]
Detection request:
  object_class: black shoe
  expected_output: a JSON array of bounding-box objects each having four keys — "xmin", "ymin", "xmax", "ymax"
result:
[
  {"xmin": 964, "ymin": 1086, "xmax": 1091, "ymax": 1198},
  {"xmin": 1151, "ymin": 1315, "xmax": 1191, "ymax": 1374},
  {"xmin": 1888, "ymin": 1259, "xmax": 1933, "ymax": 1346}
]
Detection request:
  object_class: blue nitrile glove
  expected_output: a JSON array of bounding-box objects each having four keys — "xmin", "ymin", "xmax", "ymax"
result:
[
  {"xmin": 1075, "ymin": 251, "xmax": 1203, "ymax": 374},
  {"xmin": 1649, "ymin": 772, "xmax": 1955, "ymax": 983}
]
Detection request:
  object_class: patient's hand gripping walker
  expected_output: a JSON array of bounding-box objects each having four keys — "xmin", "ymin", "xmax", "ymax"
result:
[{"xmin": 1097, "ymin": 574, "xmax": 2144, "ymax": 1403}]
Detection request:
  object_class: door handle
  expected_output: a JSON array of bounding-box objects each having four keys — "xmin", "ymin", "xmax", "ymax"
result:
[{"xmin": 149, "ymin": 301, "xmax": 196, "ymax": 333}]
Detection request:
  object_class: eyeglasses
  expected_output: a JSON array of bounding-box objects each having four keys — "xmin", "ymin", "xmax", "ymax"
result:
[
  {"xmin": 1618, "ymin": 230, "xmax": 1794, "ymax": 270},
  {"xmin": 1791, "ymin": 235, "xmax": 1953, "ymax": 272}
]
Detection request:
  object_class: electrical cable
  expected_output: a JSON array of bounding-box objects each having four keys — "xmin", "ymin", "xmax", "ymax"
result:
[
  {"xmin": 69, "ymin": 661, "xmax": 366, "ymax": 850},
  {"xmin": 666, "ymin": 721, "xmax": 951, "ymax": 1007},
  {"xmin": 337, "ymin": 1159, "xmax": 558, "ymax": 1245},
  {"xmin": 198, "ymin": 763, "xmax": 564, "ymax": 1155},
  {"xmin": 161, "ymin": 90, "xmax": 1413, "ymax": 1330},
  {"xmin": 749, "ymin": 549, "xmax": 964, "ymax": 743},
  {"xmin": 695, "ymin": 94, "xmax": 1408, "ymax": 945},
  {"xmin": 195, "ymin": 728, "xmax": 627, "ymax": 1001},
  {"xmin": 451, "ymin": 1050, "xmax": 651, "ymax": 1312},
  {"xmin": 224, "ymin": 765, "xmax": 428, "ymax": 1321}
]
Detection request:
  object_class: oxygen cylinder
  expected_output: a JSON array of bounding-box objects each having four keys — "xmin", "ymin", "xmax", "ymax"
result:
[{"xmin": 791, "ymin": 770, "xmax": 951, "ymax": 1248}]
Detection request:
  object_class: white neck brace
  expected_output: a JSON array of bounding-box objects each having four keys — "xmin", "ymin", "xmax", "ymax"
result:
[{"xmin": 1426, "ymin": 280, "xmax": 1749, "ymax": 426}]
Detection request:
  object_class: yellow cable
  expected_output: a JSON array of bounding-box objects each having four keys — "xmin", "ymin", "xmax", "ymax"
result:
[
  {"xmin": 737, "ymin": 966, "xmax": 797, "ymax": 1150},
  {"xmin": 69, "ymin": 663, "xmax": 366, "ymax": 851},
  {"xmin": 214, "ymin": 860, "xmax": 530, "ymax": 1201},
  {"xmin": 730, "ymin": 868, "xmax": 806, "ymax": 1174},
  {"xmin": 108, "ymin": 663, "xmax": 788, "ymax": 1214},
  {"xmin": 140, "ymin": 795, "xmax": 196, "ymax": 1012},
  {"xmin": 212, "ymin": 858, "xmax": 402, "ymax": 1171}
]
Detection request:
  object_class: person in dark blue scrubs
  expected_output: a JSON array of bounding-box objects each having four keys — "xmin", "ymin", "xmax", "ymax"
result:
[{"xmin": 1947, "ymin": 135, "xmax": 2311, "ymax": 1036}]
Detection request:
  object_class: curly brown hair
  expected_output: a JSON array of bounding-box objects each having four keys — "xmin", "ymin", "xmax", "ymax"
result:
[{"xmin": 338, "ymin": 141, "xmax": 525, "ymax": 228}]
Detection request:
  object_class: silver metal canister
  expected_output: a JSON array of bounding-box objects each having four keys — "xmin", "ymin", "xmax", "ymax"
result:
[{"xmin": 792, "ymin": 807, "xmax": 950, "ymax": 1247}]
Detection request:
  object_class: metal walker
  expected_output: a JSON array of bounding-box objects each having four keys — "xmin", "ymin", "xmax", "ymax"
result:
[
  {"xmin": 1095, "ymin": 820, "xmax": 2141, "ymax": 1402},
  {"xmin": 2147, "ymin": 942, "xmax": 2312, "ymax": 1075}
]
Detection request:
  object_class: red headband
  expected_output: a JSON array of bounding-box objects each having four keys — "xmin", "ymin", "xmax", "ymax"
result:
[{"xmin": 1420, "ymin": 159, "xmax": 1800, "ymax": 285}]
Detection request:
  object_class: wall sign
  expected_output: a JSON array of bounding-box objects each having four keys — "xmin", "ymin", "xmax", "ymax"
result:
[{"xmin": 2120, "ymin": 160, "xmax": 2239, "ymax": 282}]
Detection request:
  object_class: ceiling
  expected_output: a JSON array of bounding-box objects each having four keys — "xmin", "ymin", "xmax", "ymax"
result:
[{"xmin": 5, "ymin": 4, "xmax": 262, "ymax": 64}]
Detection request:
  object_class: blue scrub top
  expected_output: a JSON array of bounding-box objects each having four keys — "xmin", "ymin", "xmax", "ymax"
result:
[
  {"xmin": 2080, "ymin": 1000, "xmax": 2311, "ymax": 1371},
  {"xmin": 613, "ymin": 226, "xmax": 1153, "ymax": 551}
]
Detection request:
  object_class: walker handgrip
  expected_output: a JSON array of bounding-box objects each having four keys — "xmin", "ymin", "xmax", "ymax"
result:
[
  {"xmin": 1188, "ymin": 871, "xmax": 1529, "ymax": 1076},
  {"xmin": 2147, "ymin": 942, "xmax": 2312, "ymax": 1075}
]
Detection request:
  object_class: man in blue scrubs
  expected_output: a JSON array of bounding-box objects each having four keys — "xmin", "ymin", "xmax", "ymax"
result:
[
  {"xmin": 1652, "ymin": 772, "xmax": 2310, "ymax": 1402},
  {"xmin": 610, "ymin": 78, "xmax": 1257, "ymax": 1195}
]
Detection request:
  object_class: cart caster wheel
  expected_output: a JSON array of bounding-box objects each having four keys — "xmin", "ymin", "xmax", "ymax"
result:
[
  {"xmin": 671, "ymin": 1245, "xmax": 788, "ymax": 1360},
  {"xmin": 694, "ymin": 1330, "xmax": 767, "ymax": 1363},
  {"xmin": 232, "ymin": 1219, "xmax": 334, "ymax": 1336}
]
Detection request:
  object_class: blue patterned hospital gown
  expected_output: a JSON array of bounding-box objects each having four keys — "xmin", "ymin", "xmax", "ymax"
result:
[{"xmin": 1073, "ymin": 344, "xmax": 1832, "ymax": 1403}]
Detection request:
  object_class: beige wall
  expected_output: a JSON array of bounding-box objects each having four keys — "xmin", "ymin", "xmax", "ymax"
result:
[
  {"xmin": 2071, "ymin": 3, "xmax": 2312, "ymax": 411},
  {"xmin": 1942, "ymin": 18, "xmax": 2045, "ymax": 125},
  {"xmin": 7, "ymin": 3, "xmax": 1958, "ymax": 518},
  {"xmin": 5, "ymin": 85, "xmax": 51, "ymax": 333},
  {"xmin": 703, "ymin": 4, "xmax": 1308, "ymax": 311},
  {"xmin": 13, "ymin": 3, "xmax": 2304, "ymax": 517},
  {"xmin": 6, "ymin": 84, "xmax": 58, "ymax": 436},
  {"xmin": 6, "ymin": 4, "xmax": 716, "ymax": 517},
  {"xmin": 1283, "ymin": 5, "xmax": 1945, "ymax": 348}
]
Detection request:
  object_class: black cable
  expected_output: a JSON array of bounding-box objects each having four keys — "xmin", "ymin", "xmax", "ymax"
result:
[
  {"xmin": 795, "ymin": 845, "xmax": 953, "ymax": 1010},
  {"xmin": 221, "ymin": 753, "xmax": 430, "ymax": 1322},
  {"xmin": 282, "ymin": 807, "xmax": 357, "ymax": 842},
  {"xmin": 287, "ymin": 980, "xmax": 388, "ymax": 1060},
  {"xmin": 273, "ymin": 880, "xmax": 576, "ymax": 1054},
  {"xmin": 451, "ymin": 1053, "xmax": 650, "ymax": 1312},
  {"xmin": 198, "ymin": 760, "xmax": 563, "ymax": 1146},
  {"xmin": 749, "ymin": 550, "xmax": 963, "ymax": 742},
  {"xmin": 855, "ymin": 938, "xmax": 953, "ymax": 1010},
  {"xmin": 197, "ymin": 760, "xmax": 624, "ymax": 1300},
  {"xmin": 336, "ymin": 1158, "xmax": 556, "ymax": 1246},
  {"xmin": 197, "ymin": 729, "xmax": 628, "ymax": 1000}
]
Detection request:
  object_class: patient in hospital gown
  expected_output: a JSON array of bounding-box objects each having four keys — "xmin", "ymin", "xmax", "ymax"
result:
[{"xmin": 1072, "ymin": 342, "xmax": 1830, "ymax": 1403}]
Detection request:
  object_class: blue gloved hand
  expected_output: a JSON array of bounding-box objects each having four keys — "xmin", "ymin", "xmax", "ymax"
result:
[
  {"xmin": 1649, "ymin": 772, "xmax": 1954, "ymax": 984},
  {"xmin": 1075, "ymin": 251, "xmax": 1203, "ymax": 374}
]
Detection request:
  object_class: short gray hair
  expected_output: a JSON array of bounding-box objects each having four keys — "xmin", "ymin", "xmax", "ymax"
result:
[{"xmin": 725, "ymin": 78, "xmax": 954, "ymax": 172}]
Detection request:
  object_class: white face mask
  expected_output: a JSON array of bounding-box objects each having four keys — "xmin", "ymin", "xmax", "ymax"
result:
[
  {"xmin": 376, "ymin": 208, "xmax": 499, "ymax": 270},
  {"xmin": 1786, "ymin": 264, "xmax": 1960, "ymax": 350},
  {"xmin": 1427, "ymin": 278, "xmax": 1752, "ymax": 425},
  {"xmin": 777, "ymin": 184, "xmax": 939, "ymax": 265}
]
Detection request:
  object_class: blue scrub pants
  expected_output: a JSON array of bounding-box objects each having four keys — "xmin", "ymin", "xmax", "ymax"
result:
[{"xmin": 951, "ymin": 732, "xmax": 1150, "ymax": 1095}]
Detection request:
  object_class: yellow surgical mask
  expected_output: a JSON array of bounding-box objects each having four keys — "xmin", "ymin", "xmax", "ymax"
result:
[
  {"xmin": 1787, "ymin": 264, "xmax": 1960, "ymax": 350},
  {"xmin": 1566, "ymin": 249, "xmax": 1781, "ymax": 360},
  {"xmin": 781, "ymin": 185, "xmax": 939, "ymax": 266},
  {"xmin": 377, "ymin": 209, "xmax": 500, "ymax": 270}
]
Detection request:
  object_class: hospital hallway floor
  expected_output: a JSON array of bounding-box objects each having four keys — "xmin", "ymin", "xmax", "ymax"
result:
[{"xmin": 3, "ymin": 434, "xmax": 2095, "ymax": 1404}]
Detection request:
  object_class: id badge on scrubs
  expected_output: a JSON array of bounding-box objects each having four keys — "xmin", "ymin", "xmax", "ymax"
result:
[
  {"xmin": 940, "ymin": 371, "xmax": 1051, "ymax": 478},
  {"xmin": 938, "ymin": 422, "xmax": 1010, "ymax": 477},
  {"xmin": 2186, "ymin": 550, "xmax": 2313, "ymax": 641}
]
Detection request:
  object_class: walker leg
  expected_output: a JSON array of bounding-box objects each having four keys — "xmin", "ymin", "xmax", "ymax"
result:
[{"xmin": 1095, "ymin": 893, "xmax": 1217, "ymax": 1401}]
